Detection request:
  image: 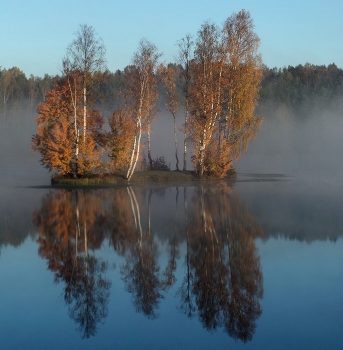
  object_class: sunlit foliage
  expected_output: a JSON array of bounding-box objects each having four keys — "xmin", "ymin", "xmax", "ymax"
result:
[
  {"xmin": 187, "ymin": 10, "xmax": 263, "ymax": 177},
  {"xmin": 32, "ymin": 77, "xmax": 104, "ymax": 176}
]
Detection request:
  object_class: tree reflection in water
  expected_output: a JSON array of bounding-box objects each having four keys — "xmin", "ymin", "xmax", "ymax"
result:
[
  {"xmin": 179, "ymin": 184, "xmax": 264, "ymax": 342},
  {"xmin": 120, "ymin": 187, "xmax": 164, "ymax": 318},
  {"xmin": 32, "ymin": 184, "xmax": 263, "ymax": 342},
  {"xmin": 33, "ymin": 190, "xmax": 111, "ymax": 338}
]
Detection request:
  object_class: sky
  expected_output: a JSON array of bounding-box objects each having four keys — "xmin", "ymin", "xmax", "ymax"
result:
[{"xmin": 1, "ymin": 0, "xmax": 343, "ymax": 77}]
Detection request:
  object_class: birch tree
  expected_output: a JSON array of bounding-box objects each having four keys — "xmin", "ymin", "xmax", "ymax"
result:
[
  {"xmin": 187, "ymin": 21, "xmax": 228, "ymax": 177},
  {"xmin": 65, "ymin": 24, "xmax": 106, "ymax": 147},
  {"xmin": 61, "ymin": 25, "xmax": 106, "ymax": 176},
  {"xmin": 177, "ymin": 35, "xmax": 194, "ymax": 171},
  {"xmin": 186, "ymin": 10, "xmax": 262, "ymax": 177},
  {"xmin": 223, "ymin": 9, "xmax": 263, "ymax": 159},
  {"xmin": 122, "ymin": 39, "xmax": 161, "ymax": 180},
  {"xmin": 60, "ymin": 64, "xmax": 81, "ymax": 175}
]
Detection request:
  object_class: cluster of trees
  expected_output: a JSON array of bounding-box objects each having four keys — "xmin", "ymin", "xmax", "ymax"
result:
[
  {"xmin": 2, "ymin": 11, "xmax": 340, "ymax": 178},
  {"xmin": 32, "ymin": 184, "xmax": 263, "ymax": 341},
  {"xmin": 32, "ymin": 24, "xmax": 107, "ymax": 178},
  {"xmin": 170, "ymin": 10, "xmax": 263, "ymax": 177},
  {"xmin": 30, "ymin": 9, "xmax": 262, "ymax": 179}
]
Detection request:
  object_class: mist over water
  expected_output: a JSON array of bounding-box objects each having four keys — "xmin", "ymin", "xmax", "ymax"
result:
[
  {"xmin": 235, "ymin": 102, "xmax": 343, "ymax": 186},
  {"xmin": 139, "ymin": 100, "xmax": 343, "ymax": 185},
  {"xmin": 1, "ymin": 98, "xmax": 342, "ymax": 186},
  {"xmin": 0, "ymin": 108, "xmax": 50, "ymax": 188},
  {"xmin": 150, "ymin": 109, "xmax": 191, "ymax": 170}
]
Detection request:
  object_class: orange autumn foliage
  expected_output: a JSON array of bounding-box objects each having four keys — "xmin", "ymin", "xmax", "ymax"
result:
[
  {"xmin": 32, "ymin": 79, "xmax": 76, "ymax": 175},
  {"xmin": 107, "ymin": 109, "xmax": 136, "ymax": 172},
  {"xmin": 187, "ymin": 10, "xmax": 262, "ymax": 177},
  {"xmin": 32, "ymin": 77, "xmax": 104, "ymax": 176}
]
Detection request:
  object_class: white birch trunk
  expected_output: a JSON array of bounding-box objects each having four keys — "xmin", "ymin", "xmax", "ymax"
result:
[
  {"xmin": 126, "ymin": 134, "xmax": 137, "ymax": 179},
  {"xmin": 127, "ymin": 119, "xmax": 142, "ymax": 181},
  {"xmin": 127, "ymin": 83, "xmax": 144, "ymax": 180},
  {"xmin": 199, "ymin": 127, "xmax": 207, "ymax": 177},
  {"xmin": 83, "ymin": 85, "xmax": 87, "ymax": 146},
  {"xmin": 67, "ymin": 76, "xmax": 79, "ymax": 177}
]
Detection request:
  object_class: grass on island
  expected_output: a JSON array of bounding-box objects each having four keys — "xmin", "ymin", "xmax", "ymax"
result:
[
  {"xmin": 51, "ymin": 168, "xmax": 236, "ymax": 186},
  {"xmin": 51, "ymin": 170, "xmax": 198, "ymax": 186}
]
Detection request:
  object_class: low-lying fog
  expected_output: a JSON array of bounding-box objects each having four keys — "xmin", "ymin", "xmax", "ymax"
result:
[
  {"xmin": 0, "ymin": 110, "xmax": 50, "ymax": 188},
  {"xmin": 0, "ymin": 100, "xmax": 342, "ymax": 188},
  {"xmin": 236, "ymin": 106, "xmax": 343, "ymax": 186}
]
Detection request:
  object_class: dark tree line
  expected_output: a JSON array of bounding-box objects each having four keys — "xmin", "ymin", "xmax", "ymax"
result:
[
  {"xmin": 2, "ymin": 62, "xmax": 343, "ymax": 128},
  {"xmin": 0, "ymin": 67, "xmax": 55, "ymax": 127},
  {"xmin": 258, "ymin": 63, "xmax": 343, "ymax": 119}
]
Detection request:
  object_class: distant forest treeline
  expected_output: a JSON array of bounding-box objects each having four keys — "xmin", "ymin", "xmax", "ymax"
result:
[
  {"xmin": 1, "ymin": 62, "xmax": 343, "ymax": 126},
  {"xmin": 259, "ymin": 63, "xmax": 343, "ymax": 119}
]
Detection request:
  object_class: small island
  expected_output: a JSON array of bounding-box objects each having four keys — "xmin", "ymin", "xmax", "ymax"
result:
[
  {"xmin": 32, "ymin": 11, "xmax": 261, "ymax": 184},
  {"xmin": 51, "ymin": 169, "xmax": 237, "ymax": 187}
]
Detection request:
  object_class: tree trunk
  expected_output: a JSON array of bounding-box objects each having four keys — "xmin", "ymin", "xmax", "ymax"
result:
[
  {"xmin": 127, "ymin": 118, "xmax": 142, "ymax": 181},
  {"xmin": 128, "ymin": 122, "xmax": 142, "ymax": 181},
  {"xmin": 83, "ymin": 84, "xmax": 87, "ymax": 146},
  {"xmin": 183, "ymin": 104, "xmax": 188, "ymax": 171},
  {"xmin": 174, "ymin": 115, "xmax": 179, "ymax": 171},
  {"xmin": 74, "ymin": 91, "xmax": 79, "ymax": 178},
  {"xmin": 199, "ymin": 128, "xmax": 207, "ymax": 177},
  {"xmin": 126, "ymin": 134, "xmax": 137, "ymax": 179},
  {"xmin": 67, "ymin": 76, "xmax": 79, "ymax": 178},
  {"xmin": 147, "ymin": 123, "xmax": 153, "ymax": 170}
]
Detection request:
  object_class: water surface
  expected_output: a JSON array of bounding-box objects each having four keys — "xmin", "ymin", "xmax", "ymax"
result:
[{"xmin": 0, "ymin": 175, "xmax": 342, "ymax": 350}]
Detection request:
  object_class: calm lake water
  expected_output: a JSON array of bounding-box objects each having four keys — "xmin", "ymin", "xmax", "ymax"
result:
[{"xmin": 0, "ymin": 170, "xmax": 342, "ymax": 350}]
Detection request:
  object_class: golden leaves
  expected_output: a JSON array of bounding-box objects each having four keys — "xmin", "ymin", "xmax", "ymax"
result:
[{"xmin": 186, "ymin": 10, "xmax": 263, "ymax": 176}]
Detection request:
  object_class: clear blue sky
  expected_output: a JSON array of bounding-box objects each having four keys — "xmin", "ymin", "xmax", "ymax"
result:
[{"xmin": 1, "ymin": 0, "xmax": 342, "ymax": 77}]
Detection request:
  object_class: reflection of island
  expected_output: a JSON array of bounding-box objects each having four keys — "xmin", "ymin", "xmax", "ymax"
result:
[
  {"xmin": 31, "ymin": 184, "xmax": 263, "ymax": 342},
  {"xmin": 179, "ymin": 185, "xmax": 264, "ymax": 342},
  {"xmin": 104, "ymin": 187, "xmax": 177, "ymax": 318},
  {"xmin": 120, "ymin": 188, "xmax": 163, "ymax": 318},
  {"xmin": 33, "ymin": 190, "xmax": 111, "ymax": 338},
  {"xmin": 5, "ymin": 178, "xmax": 343, "ymax": 252}
]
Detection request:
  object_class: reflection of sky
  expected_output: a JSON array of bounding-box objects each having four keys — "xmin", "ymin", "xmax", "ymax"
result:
[
  {"xmin": 0, "ymin": 238, "xmax": 68, "ymax": 348},
  {"xmin": 256, "ymin": 238, "xmax": 343, "ymax": 350},
  {"xmin": 0, "ymin": 230, "xmax": 342, "ymax": 349}
]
